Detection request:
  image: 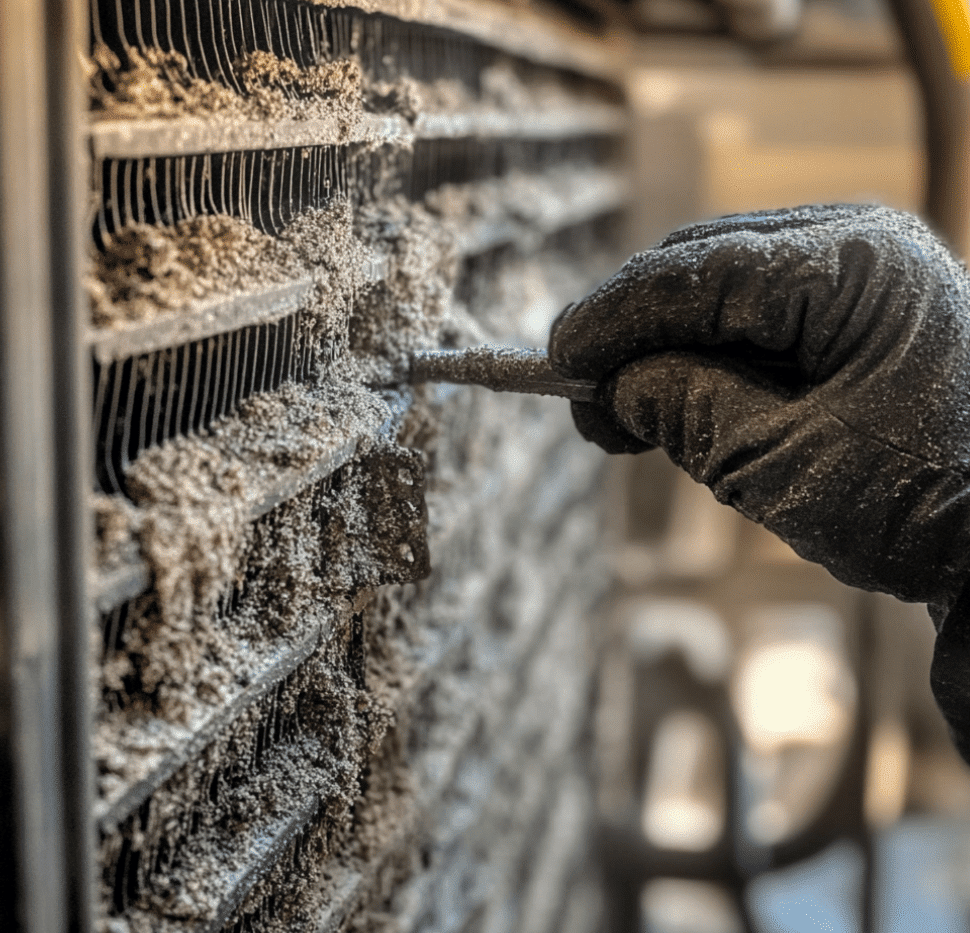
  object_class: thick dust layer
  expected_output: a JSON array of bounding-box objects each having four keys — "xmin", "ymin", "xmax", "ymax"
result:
[
  {"xmin": 89, "ymin": 29, "xmax": 620, "ymax": 926},
  {"xmin": 102, "ymin": 381, "xmax": 387, "ymax": 724},
  {"xmin": 90, "ymin": 44, "xmax": 364, "ymax": 127},
  {"xmin": 94, "ymin": 204, "xmax": 613, "ymax": 832},
  {"xmin": 218, "ymin": 598, "xmax": 420, "ymax": 933},
  {"xmin": 424, "ymin": 163, "xmax": 609, "ymax": 232},
  {"xmin": 103, "ymin": 606, "xmax": 398, "ymax": 927},
  {"xmin": 96, "ymin": 476, "xmax": 340, "ymax": 802},
  {"xmin": 91, "ymin": 42, "xmax": 610, "ymax": 124},
  {"xmin": 90, "ymin": 150, "xmax": 606, "ymax": 343},
  {"xmin": 103, "ymin": 592, "xmax": 417, "ymax": 929},
  {"xmin": 365, "ymin": 60, "xmax": 608, "ymax": 118},
  {"xmin": 284, "ymin": 201, "xmax": 375, "ymax": 373},
  {"xmin": 349, "ymin": 197, "xmax": 461, "ymax": 377},
  {"xmin": 366, "ymin": 75, "xmax": 466, "ymax": 120},
  {"xmin": 89, "ymin": 216, "xmax": 291, "ymax": 326},
  {"xmin": 90, "ymin": 199, "xmax": 367, "ymax": 329}
]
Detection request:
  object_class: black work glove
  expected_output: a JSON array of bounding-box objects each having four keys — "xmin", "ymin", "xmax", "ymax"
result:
[{"xmin": 550, "ymin": 204, "xmax": 970, "ymax": 756}]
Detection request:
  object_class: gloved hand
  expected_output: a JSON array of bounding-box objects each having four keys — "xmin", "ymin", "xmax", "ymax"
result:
[
  {"xmin": 550, "ymin": 203, "xmax": 970, "ymax": 616},
  {"xmin": 551, "ymin": 202, "xmax": 970, "ymax": 760}
]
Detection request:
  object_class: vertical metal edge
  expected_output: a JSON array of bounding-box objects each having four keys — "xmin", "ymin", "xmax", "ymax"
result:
[
  {"xmin": 0, "ymin": 0, "xmax": 70, "ymax": 930},
  {"xmin": 47, "ymin": 0, "xmax": 95, "ymax": 927}
]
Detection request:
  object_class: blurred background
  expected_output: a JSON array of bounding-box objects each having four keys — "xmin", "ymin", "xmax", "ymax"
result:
[{"xmin": 594, "ymin": 0, "xmax": 970, "ymax": 928}]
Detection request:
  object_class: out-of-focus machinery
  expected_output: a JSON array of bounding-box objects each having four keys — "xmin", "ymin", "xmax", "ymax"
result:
[{"xmin": 597, "ymin": 7, "xmax": 970, "ymax": 932}]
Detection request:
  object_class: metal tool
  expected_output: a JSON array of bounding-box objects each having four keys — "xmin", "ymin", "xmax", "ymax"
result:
[{"xmin": 407, "ymin": 346, "xmax": 598, "ymax": 402}]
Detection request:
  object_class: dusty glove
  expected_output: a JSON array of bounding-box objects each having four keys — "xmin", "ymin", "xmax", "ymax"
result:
[
  {"xmin": 551, "ymin": 203, "xmax": 970, "ymax": 611},
  {"xmin": 551, "ymin": 203, "xmax": 970, "ymax": 757}
]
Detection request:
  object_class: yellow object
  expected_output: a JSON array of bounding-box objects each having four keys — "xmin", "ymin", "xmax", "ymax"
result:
[{"xmin": 930, "ymin": 0, "xmax": 970, "ymax": 79}]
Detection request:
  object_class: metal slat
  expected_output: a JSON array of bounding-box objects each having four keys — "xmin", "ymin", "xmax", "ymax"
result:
[
  {"xmin": 96, "ymin": 617, "xmax": 325, "ymax": 831},
  {"xmin": 89, "ymin": 106, "xmax": 627, "ymax": 160},
  {"xmin": 297, "ymin": 0, "xmax": 624, "ymax": 79},
  {"xmin": 90, "ymin": 280, "xmax": 315, "ymax": 364}
]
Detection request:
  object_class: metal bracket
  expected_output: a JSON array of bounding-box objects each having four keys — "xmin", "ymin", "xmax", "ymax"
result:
[{"xmin": 321, "ymin": 443, "xmax": 431, "ymax": 592}]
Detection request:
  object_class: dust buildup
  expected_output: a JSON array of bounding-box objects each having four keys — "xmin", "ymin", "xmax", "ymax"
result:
[
  {"xmin": 175, "ymin": 609, "xmax": 407, "ymax": 931},
  {"xmin": 126, "ymin": 378, "xmax": 388, "ymax": 614},
  {"xmin": 90, "ymin": 199, "xmax": 368, "ymax": 332},
  {"xmin": 424, "ymin": 164, "xmax": 606, "ymax": 232},
  {"xmin": 88, "ymin": 215, "xmax": 295, "ymax": 327},
  {"xmin": 89, "ymin": 44, "xmax": 239, "ymax": 120},
  {"xmin": 212, "ymin": 380, "xmax": 388, "ymax": 475},
  {"xmin": 479, "ymin": 60, "xmax": 607, "ymax": 112},
  {"xmin": 362, "ymin": 589, "xmax": 420, "ymax": 714},
  {"xmin": 281, "ymin": 200, "xmax": 371, "ymax": 308},
  {"xmin": 93, "ymin": 492, "xmax": 142, "ymax": 572},
  {"xmin": 106, "ymin": 380, "xmax": 388, "ymax": 724},
  {"xmin": 119, "ymin": 443, "xmax": 249, "ymax": 720},
  {"xmin": 230, "ymin": 488, "xmax": 328, "ymax": 643},
  {"xmin": 94, "ymin": 447, "xmax": 399, "ymax": 802},
  {"xmin": 343, "ymin": 165, "xmax": 622, "ymax": 380},
  {"xmin": 233, "ymin": 52, "xmax": 363, "ymax": 126},
  {"xmin": 360, "ymin": 61, "xmax": 603, "ymax": 124},
  {"xmin": 90, "ymin": 43, "xmax": 364, "ymax": 129},
  {"xmin": 342, "ymin": 727, "xmax": 414, "ymax": 863},
  {"xmin": 350, "ymin": 198, "xmax": 459, "ymax": 373},
  {"xmin": 343, "ymin": 850, "xmax": 419, "ymax": 933},
  {"xmin": 314, "ymin": 443, "xmax": 431, "ymax": 594},
  {"xmin": 126, "ymin": 441, "xmax": 249, "ymax": 635},
  {"xmin": 102, "ymin": 609, "xmax": 398, "ymax": 927},
  {"xmin": 89, "ymin": 23, "xmax": 617, "ymax": 929},
  {"xmin": 91, "ymin": 38, "xmax": 604, "ymax": 126},
  {"xmin": 197, "ymin": 587, "xmax": 425, "ymax": 933},
  {"xmin": 281, "ymin": 201, "xmax": 374, "ymax": 374},
  {"xmin": 365, "ymin": 75, "xmax": 468, "ymax": 120}
]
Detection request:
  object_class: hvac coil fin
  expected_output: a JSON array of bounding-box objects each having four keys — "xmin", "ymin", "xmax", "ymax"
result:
[{"xmin": 87, "ymin": 0, "xmax": 629, "ymax": 928}]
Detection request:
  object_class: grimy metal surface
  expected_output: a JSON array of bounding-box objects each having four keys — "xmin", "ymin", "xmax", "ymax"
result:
[
  {"xmin": 84, "ymin": 0, "xmax": 626, "ymax": 926},
  {"xmin": 88, "ymin": 167, "xmax": 626, "ymax": 365},
  {"xmin": 297, "ymin": 0, "xmax": 628, "ymax": 77},
  {"xmin": 90, "ymin": 105, "xmax": 627, "ymax": 160},
  {"xmin": 90, "ymin": 280, "xmax": 315, "ymax": 363},
  {"xmin": 0, "ymin": 0, "xmax": 91, "ymax": 929},
  {"xmin": 45, "ymin": 0, "xmax": 95, "ymax": 923}
]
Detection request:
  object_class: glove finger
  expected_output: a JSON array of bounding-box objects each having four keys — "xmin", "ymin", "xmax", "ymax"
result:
[
  {"xmin": 610, "ymin": 351, "xmax": 970, "ymax": 605},
  {"xmin": 657, "ymin": 203, "xmax": 874, "ymax": 249},
  {"xmin": 569, "ymin": 399, "xmax": 655, "ymax": 455},
  {"xmin": 549, "ymin": 204, "xmax": 955, "ymax": 383},
  {"xmin": 609, "ymin": 351, "xmax": 792, "ymax": 491}
]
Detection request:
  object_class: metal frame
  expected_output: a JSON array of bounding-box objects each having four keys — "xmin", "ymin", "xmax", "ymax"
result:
[{"xmin": 0, "ymin": 0, "xmax": 92, "ymax": 930}]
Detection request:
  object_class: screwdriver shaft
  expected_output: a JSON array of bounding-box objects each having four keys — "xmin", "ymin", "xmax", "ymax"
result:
[{"xmin": 408, "ymin": 347, "xmax": 597, "ymax": 402}]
